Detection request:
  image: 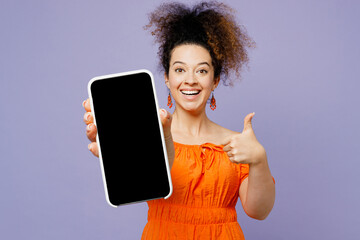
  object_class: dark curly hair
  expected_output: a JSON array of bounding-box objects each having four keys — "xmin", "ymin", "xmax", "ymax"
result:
[{"xmin": 144, "ymin": 1, "xmax": 255, "ymax": 86}]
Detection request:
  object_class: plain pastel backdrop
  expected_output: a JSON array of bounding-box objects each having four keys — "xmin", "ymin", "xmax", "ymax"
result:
[{"xmin": 1, "ymin": 0, "xmax": 359, "ymax": 239}]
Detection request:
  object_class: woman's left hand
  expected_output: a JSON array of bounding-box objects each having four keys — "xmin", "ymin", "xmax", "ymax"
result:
[{"xmin": 221, "ymin": 112, "xmax": 266, "ymax": 165}]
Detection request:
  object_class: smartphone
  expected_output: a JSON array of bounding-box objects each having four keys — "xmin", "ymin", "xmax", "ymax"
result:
[{"xmin": 87, "ymin": 69, "xmax": 173, "ymax": 207}]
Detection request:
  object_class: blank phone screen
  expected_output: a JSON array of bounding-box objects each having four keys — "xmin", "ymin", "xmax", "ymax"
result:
[{"xmin": 89, "ymin": 71, "xmax": 171, "ymax": 206}]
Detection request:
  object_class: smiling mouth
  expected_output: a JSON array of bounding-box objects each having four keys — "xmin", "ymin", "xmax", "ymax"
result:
[{"xmin": 180, "ymin": 90, "xmax": 201, "ymax": 95}]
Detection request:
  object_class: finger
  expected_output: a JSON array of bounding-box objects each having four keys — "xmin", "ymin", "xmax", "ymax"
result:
[
  {"xmin": 83, "ymin": 98, "xmax": 92, "ymax": 112},
  {"xmin": 226, "ymin": 151, "xmax": 233, "ymax": 158},
  {"xmin": 86, "ymin": 123, "xmax": 97, "ymax": 142},
  {"xmin": 220, "ymin": 134, "xmax": 233, "ymax": 146},
  {"xmin": 243, "ymin": 112, "xmax": 255, "ymax": 133},
  {"xmin": 88, "ymin": 142, "xmax": 99, "ymax": 158},
  {"xmin": 159, "ymin": 109, "xmax": 172, "ymax": 136},
  {"xmin": 83, "ymin": 112, "xmax": 93, "ymax": 124},
  {"xmin": 159, "ymin": 108, "xmax": 171, "ymax": 121},
  {"xmin": 228, "ymin": 156, "xmax": 236, "ymax": 163},
  {"xmin": 222, "ymin": 144, "xmax": 232, "ymax": 152}
]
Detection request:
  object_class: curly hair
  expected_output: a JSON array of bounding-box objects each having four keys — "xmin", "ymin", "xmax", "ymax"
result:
[{"xmin": 144, "ymin": 1, "xmax": 255, "ymax": 86}]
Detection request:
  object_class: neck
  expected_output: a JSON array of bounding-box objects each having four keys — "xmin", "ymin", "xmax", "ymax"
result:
[{"xmin": 171, "ymin": 106, "xmax": 212, "ymax": 138}]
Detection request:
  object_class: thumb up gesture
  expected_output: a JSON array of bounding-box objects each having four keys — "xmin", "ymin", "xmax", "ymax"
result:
[{"xmin": 221, "ymin": 112, "xmax": 266, "ymax": 165}]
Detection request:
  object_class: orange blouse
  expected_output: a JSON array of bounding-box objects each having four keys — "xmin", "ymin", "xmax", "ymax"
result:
[{"xmin": 141, "ymin": 141, "xmax": 250, "ymax": 240}]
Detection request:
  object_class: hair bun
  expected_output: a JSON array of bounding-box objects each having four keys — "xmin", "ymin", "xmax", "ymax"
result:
[{"xmin": 144, "ymin": 1, "xmax": 255, "ymax": 86}]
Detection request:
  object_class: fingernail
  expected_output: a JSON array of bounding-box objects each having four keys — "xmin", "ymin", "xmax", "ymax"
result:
[
  {"xmin": 87, "ymin": 123, "xmax": 92, "ymax": 131},
  {"xmin": 82, "ymin": 100, "xmax": 86, "ymax": 108},
  {"xmin": 88, "ymin": 143, "xmax": 92, "ymax": 150}
]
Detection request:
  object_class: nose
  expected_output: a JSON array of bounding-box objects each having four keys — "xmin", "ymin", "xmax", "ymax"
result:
[{"xmin": 184, "ymin": 72, "xmax": 198, "ymax": 85}]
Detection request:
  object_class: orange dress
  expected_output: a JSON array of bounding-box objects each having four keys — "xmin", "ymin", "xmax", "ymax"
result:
[{"xmin": 141, "ymin": 141, "xmax": 250, "ymax": 240}]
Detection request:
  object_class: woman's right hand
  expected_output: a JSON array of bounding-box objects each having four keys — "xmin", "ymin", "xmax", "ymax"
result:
[
  {"xmin": 83, "ymin": 99, "xmax": 174, "ymax": 168},
  {"xmin": 83, "ymin": 98, "xmax": 99, "ymax": 157}
]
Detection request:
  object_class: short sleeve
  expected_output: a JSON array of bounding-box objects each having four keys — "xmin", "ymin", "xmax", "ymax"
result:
[
  {"xmin": 239, "ymin": 163, "xmax": 275, "ymax": 184},
  {"xmin": 239, "ymin": 163, "xmax": 249, "ymax": 184}
]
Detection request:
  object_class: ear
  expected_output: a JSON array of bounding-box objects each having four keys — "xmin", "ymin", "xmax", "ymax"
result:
[
  {"xmin": 212, "ymin": 76, "xmax": 220, "ymax": 91},
  {"xmin": 164, "ymin": 72, "xmax": 170, "ymax": 89}
]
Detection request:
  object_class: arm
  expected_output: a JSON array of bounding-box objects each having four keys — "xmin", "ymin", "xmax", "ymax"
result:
[
  {"xmin": 239, "ymin": 148, "xmax": 275, "ymax": 220},
  {"xmin": 164, "ymin": 133, "xmax": 175, "ymax": 169},
  {"xmin": 221, "ymin": 112, "xmax": 275, "ymax": 220},
  {"xmin": 159, "ymin": 109, "xmax": 175, "ymax": 169}
]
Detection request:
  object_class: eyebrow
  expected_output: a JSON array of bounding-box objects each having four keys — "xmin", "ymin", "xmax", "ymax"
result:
[{"xmin": 172, "ymin": 61, "xmax": 210, "ymax": 67}]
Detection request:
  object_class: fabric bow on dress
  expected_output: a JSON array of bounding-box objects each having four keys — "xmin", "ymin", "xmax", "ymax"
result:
[{"xmin": 198, "ymin": 143, "xmax": 224, "ymax": 174}]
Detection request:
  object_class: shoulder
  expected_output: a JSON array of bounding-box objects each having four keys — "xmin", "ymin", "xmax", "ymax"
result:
[{"xmin": 208, "ymin": 121, "xmax": 239, "ymax": 145}]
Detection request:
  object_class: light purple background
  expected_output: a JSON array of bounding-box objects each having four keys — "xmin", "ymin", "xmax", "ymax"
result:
[{"xmin": 1, "ymin": 0, "xmax": 359, "ymax": 239}]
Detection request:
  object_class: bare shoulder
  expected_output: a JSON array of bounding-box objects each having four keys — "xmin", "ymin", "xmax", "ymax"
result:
[{"xmin": 208, "ymin": 121, "xmax": 239, "ymax": 145}]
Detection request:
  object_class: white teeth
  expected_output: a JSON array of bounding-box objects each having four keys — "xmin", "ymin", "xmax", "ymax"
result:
[{"xmin": 181, "ymin": 90, "xmax": 200, "ymax": 95}]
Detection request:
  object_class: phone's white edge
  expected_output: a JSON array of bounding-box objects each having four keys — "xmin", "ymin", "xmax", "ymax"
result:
[{"xmin": 87, "ymin": 69, "xmax": 173, "ymax": 208}]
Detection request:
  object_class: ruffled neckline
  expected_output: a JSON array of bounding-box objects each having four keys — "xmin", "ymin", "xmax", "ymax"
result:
[
  {"xmin": 173, "ymin": 141, "xmax": 225, "ymax": 173},
  {"xmin": 173, "ymin": 141, "xmax": 224, "ymax": 150}
]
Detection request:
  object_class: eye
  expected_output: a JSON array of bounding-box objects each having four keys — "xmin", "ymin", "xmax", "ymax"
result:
[
  {"xmin": 175, "ymin": 68, "xmax": 185, "ymax": 73},
  {"xmin": 197, "ymin": 69, "xmax": 208, "ymax": 74}
]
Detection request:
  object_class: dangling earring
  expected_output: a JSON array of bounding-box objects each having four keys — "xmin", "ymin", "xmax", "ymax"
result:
[
  {"xmin": 210, "ymin": 91, "xmax": 216, "ymax": 110},
  {"xmin": 167, "ymin": 92, "xmax": 173, "ymax": 108}
]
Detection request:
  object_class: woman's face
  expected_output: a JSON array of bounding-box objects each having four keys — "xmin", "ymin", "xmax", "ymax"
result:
[{"xmin": 165, "ymin": 44, "xmax": 219, "ymax": 113}]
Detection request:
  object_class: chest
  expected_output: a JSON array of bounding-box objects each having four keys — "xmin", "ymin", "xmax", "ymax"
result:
[{"xmin": 170, "ymin": 146, "xmax": 241, "ymax": 198}]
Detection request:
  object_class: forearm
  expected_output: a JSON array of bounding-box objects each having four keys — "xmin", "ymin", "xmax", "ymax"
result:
[
  {"xmin": 164, "ymin": 134, "xmax": 175, "ymax": 169},
  {"xmin": 244, "ymin": 149, "xmax": 275, "ymax": 220}
]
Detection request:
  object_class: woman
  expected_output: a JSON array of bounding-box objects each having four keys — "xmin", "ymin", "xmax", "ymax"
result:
[{"xmin": 83, "ymin": 1, "xmax": 275, "ymax": 239}]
